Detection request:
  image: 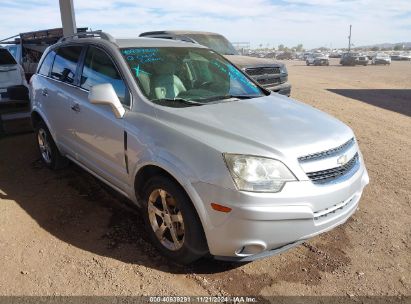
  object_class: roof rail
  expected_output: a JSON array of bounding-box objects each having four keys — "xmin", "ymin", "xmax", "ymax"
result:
[{"xmin": 58, "ymin": 31, "xmax": 116, "ymax": 44}]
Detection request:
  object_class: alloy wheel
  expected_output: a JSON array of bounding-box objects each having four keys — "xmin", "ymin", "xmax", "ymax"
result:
[
  {"xmin": 147, "ymin": 188, "xmax": 185, "ymax": 251},
  {"xmin": 37, "ymin": 128, "xmax": 52, "ymax": 164}
]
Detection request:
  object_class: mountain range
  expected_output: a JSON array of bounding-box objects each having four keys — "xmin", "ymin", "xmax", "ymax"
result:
[{"xmin": 358, "ymin": 42, "xmax": 411, "ymax": 49}]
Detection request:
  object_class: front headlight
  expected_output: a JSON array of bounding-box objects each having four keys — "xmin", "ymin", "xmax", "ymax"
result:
[
  {"xmin": 280, "ymin": 65, "xmax": 288, "ymax": 74},
  {"xmin": 224, "ymin": 154, "xmax": 296, "ymax": 192}
]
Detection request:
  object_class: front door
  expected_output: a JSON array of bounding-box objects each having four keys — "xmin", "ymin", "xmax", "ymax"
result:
[{"xmin": 71, "ymin": 46, "xmax": 131, "ymax": 191}]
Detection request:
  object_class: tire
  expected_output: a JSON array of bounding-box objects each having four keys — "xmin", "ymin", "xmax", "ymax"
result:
[
  {"xmin": 142, "ymin": 175, "xmax": 208, "ymax": 264},
  {"xmin": 35, "ymin": 121, "xmax": 68, "ymax": 169},
  {"xmin": 306, "ymin": 61, "xmax": 310, "ymax": 66}
]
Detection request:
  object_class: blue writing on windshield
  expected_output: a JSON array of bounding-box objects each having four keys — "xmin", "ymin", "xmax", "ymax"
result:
[
  {"xmin": 122, "ymin": 48, "xmax": 162, "ymax": 64},
  {"xmin": 211, "ymin": 60, "xmax": 259, "ymax": 94},
  {"xmin": 132, "ymin": 64, "xmax": 151, "ymax": 77}
]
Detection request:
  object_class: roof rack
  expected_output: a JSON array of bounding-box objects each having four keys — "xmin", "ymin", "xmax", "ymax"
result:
[{"xmin": 58, "ymin": 31, "xmax": 116, "ymax": 44}]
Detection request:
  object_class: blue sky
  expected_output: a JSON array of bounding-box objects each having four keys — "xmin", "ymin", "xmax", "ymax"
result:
[{"xmin": 1, "ymin": 0, "xmax": 410, "ymax": 49}]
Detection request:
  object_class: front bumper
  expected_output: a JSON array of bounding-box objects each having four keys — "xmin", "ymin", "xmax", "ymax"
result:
[
  {"xmin": 265, "ymin": 82, "xmax": 291, "ymax": 96},
  {"xmin": 192, "ymin": 159, "xmax": 369, "ymax": 261},
  {"xmin": 374, "ymin": 59, "xmax": 390, "ymax": 64},
  {"xmin": 314, "ymin": 60, "xmax": 329, "ymax": 66}
]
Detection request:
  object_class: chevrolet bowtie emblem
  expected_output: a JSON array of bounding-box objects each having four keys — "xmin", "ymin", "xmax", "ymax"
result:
[{"xmin": 337, "ymin": 155, "xmax": 348, "ymax": 166}]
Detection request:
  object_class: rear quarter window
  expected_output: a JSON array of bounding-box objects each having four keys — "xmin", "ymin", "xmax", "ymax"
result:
[
  {"xmin": 38, "ymin": 50, "xmax": 56, "ymax": 76},
  {"xmin": 0, "ymin": 49, "xmax": 17, "ymax": 65}
]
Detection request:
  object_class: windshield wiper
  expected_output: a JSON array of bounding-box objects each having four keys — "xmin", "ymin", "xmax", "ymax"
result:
[
  {"xmin": 151, "ymin": 98, "xmax": 206, "ymax": 106},
  {"xmin": 201, "ymin": 95, "xmax": 259, "ymax": 103}
]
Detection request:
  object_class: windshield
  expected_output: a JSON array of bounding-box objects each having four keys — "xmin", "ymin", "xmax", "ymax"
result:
[
  {"xmin": 0, "ymin": 48, "xmax": 17, "ymax": 65},
  {"xmin": 121, "ymin": 47, "xmax": 264, "ymax": 107},
  {"xmin": 185, "ymin": 34, "xmax": 238, "ymax": 55}
]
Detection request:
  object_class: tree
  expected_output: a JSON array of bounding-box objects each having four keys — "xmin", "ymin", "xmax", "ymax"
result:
[
  {"xmin": 295, "ymin": 44, "xmax": 304, "ymax": 52},
  {"xmin": 278, "ymin": 44, "xmax": 285, "ymax": 51},
  {"xmin": 371, "ymin": 46, "xmax": 379, "ymax": 51},
  {"xmin": 394, "ymin": 44, "xmax": 403, "ymax": 51}
]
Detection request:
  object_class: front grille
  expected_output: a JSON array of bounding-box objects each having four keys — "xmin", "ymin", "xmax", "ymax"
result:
[
  {"xmin": 257, "ymin": 77, "xmax": 281, "ymax": 85},
  {"xmin": 306, "ymin": 153, "xmax": 359, "ymax": 184},
  {"xmin": 245, "ymin": 67, "xmax": 280, "ymax": 76},
  {"xmin": 298, "ymin": 138, "xmax": 355, "ymax": 162}
]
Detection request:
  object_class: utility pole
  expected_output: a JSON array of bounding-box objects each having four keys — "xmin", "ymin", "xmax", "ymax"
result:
[
  {"xmin": 59, "ymin": 0, "xmax": 77, "ymax": 37},
  {"xmin": 348, "ymin": 24, "xmax": 352, "ymax": 52}
]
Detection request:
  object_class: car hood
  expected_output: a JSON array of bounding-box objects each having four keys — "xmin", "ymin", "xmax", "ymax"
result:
[
  {"xmin": 155, "ymin": 94, "xmax": 354, "ymax": 159},
  {"xmin": 224, "ymin": 55, "xmax": 283, "ymax": 69}
]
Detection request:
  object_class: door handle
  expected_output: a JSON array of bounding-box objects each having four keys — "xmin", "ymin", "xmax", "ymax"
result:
[
  {"xmin": 71, "ymin": 103, "xmax": 80, "ymax": 112},
  {"xmin": 42, "ymin": 89, "xmax": 48, "ymax": 97}
]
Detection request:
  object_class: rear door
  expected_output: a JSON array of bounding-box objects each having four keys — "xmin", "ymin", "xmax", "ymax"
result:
[
  {"xmin": 72, "ymin": 46, "xmax": 130, "ymax": 190},
  {"xmin": 41, "ymin": 45, "xmax": 84, "ymax": 153}
]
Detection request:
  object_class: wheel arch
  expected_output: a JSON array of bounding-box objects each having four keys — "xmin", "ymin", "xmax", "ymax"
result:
[
  {"xmin": 133, "ymin": 162, "xmax": 212, "ymax": 246},
  {"xmin": 31, "ymin": 110, "xmax": 44, "ymax": 129}
]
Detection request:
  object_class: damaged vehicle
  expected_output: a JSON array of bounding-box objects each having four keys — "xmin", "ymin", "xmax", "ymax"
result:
[
  {"xmin": 306, "ymin": 53, "xmax": 329, "ymax": 66},
  {"xmin": 139, "ymin": 30, "xmax": 291, "ymax": 96},
  {"xmin": 1, "ymin": 27, "xmax": 88, "ymax": 81},
  {"xmin": 30, "ymin": 32, "xmax": 369, "ymax": 264},
  {"xmin": 340, "ymin": 52, "xmax": 368, "ymax": 66},
  {"xmin": 371, "ymin": 53, "xmax": 391, "ymax": 65},
  {"xmin": 0, "ymin": 47, "xmax": 29, "ymax": 110}
]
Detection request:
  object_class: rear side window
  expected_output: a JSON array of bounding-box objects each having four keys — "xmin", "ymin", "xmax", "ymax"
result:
[
  {"xmin": 51, "ymin": 46, "xmax": 82, "ymax": 84},
  {"xmin": 0, "ymin": 49, "xmax": 17, "ymax": 65},
  {"xmin": 38, "ymin": 50, "xmax": 56, "ymax": 76},
  {"xmin": 5, "ymin": 46, "xmax": 18, "ymax": 61},
  {"xmin": 81, "ymin": 46, "xmax": 129, "ymax": 106}
]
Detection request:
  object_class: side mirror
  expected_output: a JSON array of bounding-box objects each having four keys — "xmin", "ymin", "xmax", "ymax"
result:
[{"xmin": 88, "ymin": 83, "xmax": 125, "ymax": 119}]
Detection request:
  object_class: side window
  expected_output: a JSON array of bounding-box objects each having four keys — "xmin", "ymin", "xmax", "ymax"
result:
[
  {"xmin": 7, "ymin": 46, "xmax": 18, "ymax": 60},
  {"xmin": 51, "ymin": 46, "xmax": 82, "ymax": 84},
  {"xmin": 38, "ymin": 50, "xmax": 56, "ymax": 76},
  {"xmin": 81, "ymin": 47, "xmax": 129, "ymax": 106}
]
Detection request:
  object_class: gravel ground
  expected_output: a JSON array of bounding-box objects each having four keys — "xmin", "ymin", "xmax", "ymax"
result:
[{"xmin": 0, "ymin": 59, "xmax": 410, "ymax": 298}]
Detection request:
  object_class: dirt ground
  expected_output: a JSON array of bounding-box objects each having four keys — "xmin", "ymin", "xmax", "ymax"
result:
[{"xmin": 0, "ymin": 59, "xmax": 410, "ymax": 298}]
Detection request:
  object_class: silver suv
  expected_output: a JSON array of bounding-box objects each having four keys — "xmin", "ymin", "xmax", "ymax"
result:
[{"xmin": 30, "ymin": 32, "xmax": 369, "ymax": 264}]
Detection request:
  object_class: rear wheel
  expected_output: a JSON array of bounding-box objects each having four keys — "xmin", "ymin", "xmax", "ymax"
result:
[
  {"xmin": 35, "ymin": 121, "xmax": 68, "ymax": 169},
  {"xmin": 142, "ymin": 176, "xmax": 208, "ymax": 264}
]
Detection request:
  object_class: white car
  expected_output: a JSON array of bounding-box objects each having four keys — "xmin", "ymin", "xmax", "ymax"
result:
[
  {"xmin": 372, "ymin": 53, "xmax": 391, "ymax": 65},
  {"xmin": 306, "ymin": 53, "xmax": 329, "ymax": 66},
  {"xmin": 0, "ymin": 47, "xmax": 28, "ymax": 105}
]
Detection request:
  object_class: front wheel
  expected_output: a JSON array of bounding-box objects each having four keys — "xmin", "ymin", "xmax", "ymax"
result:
[
  {"xmin": 35, "ymin": 121, "xmax": 68, "ymax": 169},
  {"xmin": 142, "ymin": 176, "xmax": 208, "ymax": 264}
]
